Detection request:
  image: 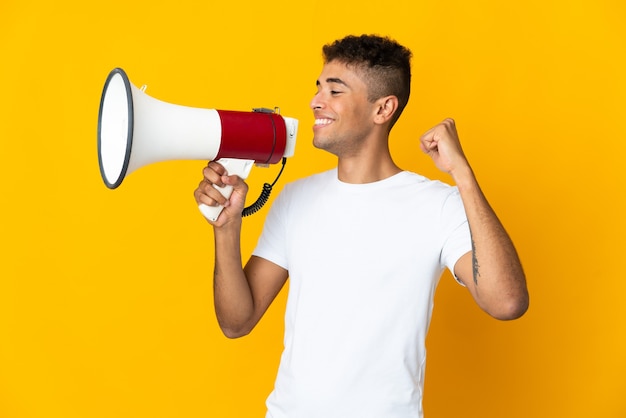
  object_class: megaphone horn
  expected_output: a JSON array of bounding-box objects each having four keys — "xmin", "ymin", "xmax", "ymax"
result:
[{"xmin": 97, "ymin": 68, "xmax": 298, "ymax": 221}]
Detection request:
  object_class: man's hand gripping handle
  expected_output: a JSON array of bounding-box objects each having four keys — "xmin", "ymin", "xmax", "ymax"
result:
[{"xmin": 198, "ymin": 158, "xmax": 254, "ymax": 222}]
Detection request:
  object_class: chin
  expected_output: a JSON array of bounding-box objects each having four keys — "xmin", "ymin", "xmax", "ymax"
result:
[
  {"xmin": 313, "ymin": 135, "xmax": 344, "ymax": 156},
  {"xmin": 312, "ymin": 136, "xmax": 326, "ymax": 150},
  {"xmin": 313, "ymin": 139, "xmax": 331, "ymax": 153}
]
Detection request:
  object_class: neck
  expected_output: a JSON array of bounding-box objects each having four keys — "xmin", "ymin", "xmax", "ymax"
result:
[{"xmin": 336, "ymin": 146, "xmax": 401, "ymax": 184}]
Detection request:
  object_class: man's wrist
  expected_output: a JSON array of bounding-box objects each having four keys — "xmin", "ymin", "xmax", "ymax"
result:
[{"xmin": 449, "ymin": 163, "xmax": 476, "ymax": 190}]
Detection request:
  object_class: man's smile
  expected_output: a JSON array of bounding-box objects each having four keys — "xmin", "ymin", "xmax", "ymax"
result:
[{"xmin": 314, "ymin": 118, "xmax": 333, "ymax": 128}]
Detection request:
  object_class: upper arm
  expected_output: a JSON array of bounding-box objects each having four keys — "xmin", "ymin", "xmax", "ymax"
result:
[
  {"xmin": 243, "ymin": 255, "xmax": 289, "ymax": 325},
  {"xmin": 453, "ymin": 251, "xmax": 479, "ymax": 297}
]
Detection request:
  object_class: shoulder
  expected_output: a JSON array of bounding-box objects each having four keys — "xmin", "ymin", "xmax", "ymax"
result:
[
  {"xmin": 387, "ymin": 172, "xmax": 466, "ymax": 225},
  {"xmin": 397, "ymin": 170, "xmax": 459, "ymax": 199},
  {"xmin": 290, "ymin": 168, "xmax": 336, "ymax": 187},
  {"xmin": 281, "ymin": 169, "xmax": 336, "ymax": 196}
]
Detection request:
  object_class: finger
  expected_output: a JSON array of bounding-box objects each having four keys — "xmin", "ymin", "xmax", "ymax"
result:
[
  {"xmin": 195, "ymin": 192, "xmax": 217, "ymax": 208},
  {"xmin": 221, "ymin": 173, "xmax": 245, "ymax": 187},
  {"xmin": 194, "ymin": 185, "xmax": 218, "ymax": 207},
  {"xmin": 441, "ymin": 118, "xmax": 459, "ymax": 138},
  {"xmin": 419, "ymin": 130, "xmax": 439, "ymax": 152},
  {"xmin": 208, "ymin": 161, "xmax": 227, "ymax": 174},
  {"xmin": 222, "ymin": 175, "xmax": 249, "ymax": 205},
  {"xmin": 422, "ymin": 142, "xmax": 439, "ymax": 156},
  {"xmin": 194, "ymin": 186, "xmax": 219, "ymax": 207},
  {"xmin": 419, "ymin": 127, "xmax": 433, "ymax": 143},
  {"xmin": 196, "ymin": 179, "xmax": 231, "ymax": 206},
  {"xmin": 442, "ymin": 117, "xmax": 455, "ymax": 126},
  {"xmin": 202, "ymin": 165, "xmax": 226, "ymax": 188}
]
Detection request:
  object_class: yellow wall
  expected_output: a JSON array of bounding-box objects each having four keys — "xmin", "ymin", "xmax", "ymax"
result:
[{"xmin": 1, "ymin": 1, "xmax": 625, "ymax": 417}]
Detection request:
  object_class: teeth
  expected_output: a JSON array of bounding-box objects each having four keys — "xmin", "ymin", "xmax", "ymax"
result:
[{"xmin": 315, "ymin": 118, "xmax": 332, "ymax": 125}]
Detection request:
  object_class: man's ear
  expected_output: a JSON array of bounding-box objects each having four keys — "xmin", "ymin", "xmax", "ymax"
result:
[{"xmin": 373, "ymin": 95, "xmax": 399, "ymax": 125}]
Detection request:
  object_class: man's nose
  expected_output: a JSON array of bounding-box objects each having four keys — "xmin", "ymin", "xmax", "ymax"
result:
[{"xmin": 310, "ymin": 92, "xmax": 324, "ymax": 110}]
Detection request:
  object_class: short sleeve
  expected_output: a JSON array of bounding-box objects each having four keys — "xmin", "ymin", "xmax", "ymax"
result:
[
  {"xmin": 252, "ymin": 185, "xmax": 290, "ymax": 270},
  {"xmin": 439, "ymin": 188, "xmax": 472, "ymax": 285}
]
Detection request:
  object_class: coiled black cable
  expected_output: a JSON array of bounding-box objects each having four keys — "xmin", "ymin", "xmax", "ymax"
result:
[{"xmin": 242, "ymin": 157, "xmax": 287, "ymax": 217}]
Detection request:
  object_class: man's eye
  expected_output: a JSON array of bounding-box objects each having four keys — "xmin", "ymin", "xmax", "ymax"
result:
[{"xmin": 330, "ymin": 90, "xmax": 342, "ymax": 95}]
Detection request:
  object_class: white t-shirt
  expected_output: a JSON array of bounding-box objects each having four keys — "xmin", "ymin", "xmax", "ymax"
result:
[{"xmin": 253, "ymin": 169, "xmax": 471, "ymax": 418}]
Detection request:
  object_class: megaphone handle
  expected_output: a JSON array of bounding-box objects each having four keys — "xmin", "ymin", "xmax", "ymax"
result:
[{"xmin": 198, "ymin": 158, "xmax": 255, "ymax": 222}]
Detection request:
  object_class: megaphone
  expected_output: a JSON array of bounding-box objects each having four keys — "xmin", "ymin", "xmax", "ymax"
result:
[{"xmin": 97, "ymin": 67, "xmax": 298, "ymax": 221}]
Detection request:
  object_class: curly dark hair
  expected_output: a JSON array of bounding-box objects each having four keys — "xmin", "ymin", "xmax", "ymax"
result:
[{"xmin": 322, "ymin": 34, "xmax": 412, "ymax": 126}]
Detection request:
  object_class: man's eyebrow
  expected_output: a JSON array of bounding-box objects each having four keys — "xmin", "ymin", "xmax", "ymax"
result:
[
  {"xmin": 327, "ymin": 77, "xmax": 348, "ymax": 86},
  {"xmin": 316, "ymin": 78, "xmax": 349, "ymax": 87}
]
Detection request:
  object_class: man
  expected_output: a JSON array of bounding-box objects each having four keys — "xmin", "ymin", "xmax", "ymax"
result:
[{"xmin": 194, "ymin": 34, "xmax": 529, "ymax": 418}]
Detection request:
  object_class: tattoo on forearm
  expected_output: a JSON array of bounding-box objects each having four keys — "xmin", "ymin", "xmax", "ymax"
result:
[{"xmin": 471, "ymin": 237, "xmax": 480, "ymax": 286}]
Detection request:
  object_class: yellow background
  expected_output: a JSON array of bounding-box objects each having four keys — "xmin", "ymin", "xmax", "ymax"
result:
[{"xmin": 1, "ymin": 0, "xmax": 625, "ymax": 417}]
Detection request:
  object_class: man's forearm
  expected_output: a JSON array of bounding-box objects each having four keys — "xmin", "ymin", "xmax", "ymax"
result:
[
  {"xmin": 212, "ymin": 224, "xmax": 255, "ymax": 338},
  {"xmin": 453, "ymin": 166, "xmax": 529, "ymax": 319}
]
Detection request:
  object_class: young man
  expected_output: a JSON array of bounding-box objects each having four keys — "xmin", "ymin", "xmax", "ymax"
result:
[{"xmin": 194, "ymin": 34, "xmax": 529, "ymax": 418}]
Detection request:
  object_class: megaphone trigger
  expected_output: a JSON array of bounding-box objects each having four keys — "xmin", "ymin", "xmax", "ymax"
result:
[{"xmin": 198, "ymin": 158, "xmax": 255, "ymax": 222}]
